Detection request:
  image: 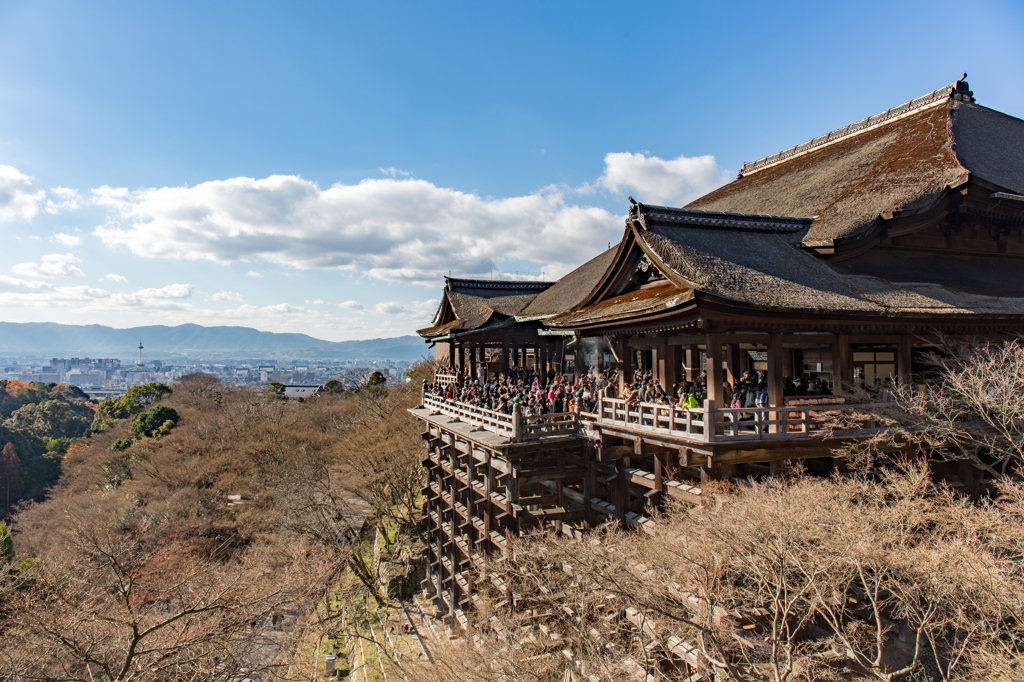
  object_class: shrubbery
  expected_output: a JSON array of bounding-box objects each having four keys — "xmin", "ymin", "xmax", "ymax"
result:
[
  {"xmin": 129, "ymin": 404, "xmax": 179, "ymax": 438},
  {"xmin": 91, "ymin": 383, "xmax": 172, "ymax": 432}
]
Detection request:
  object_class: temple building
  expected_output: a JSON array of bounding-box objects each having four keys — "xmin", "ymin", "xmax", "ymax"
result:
[{"xmin": 411, "ymin": 77, "xmax": 1024, "ymax": 638}]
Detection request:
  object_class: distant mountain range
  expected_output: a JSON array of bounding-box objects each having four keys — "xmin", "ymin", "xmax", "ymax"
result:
[{"xmin": 0, "ymin": 322, "xmax": 429, "ymax": 360}]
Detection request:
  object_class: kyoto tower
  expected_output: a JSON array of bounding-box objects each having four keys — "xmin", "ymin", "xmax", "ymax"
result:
[{"xmin": 138, "ymin": 340, "xmax": 144, "ymax": 366}]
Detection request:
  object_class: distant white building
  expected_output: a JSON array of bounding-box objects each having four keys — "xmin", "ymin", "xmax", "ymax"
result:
[{"xmin": 282, "ymin": 384, "xmax": 323, "ymax": 399}]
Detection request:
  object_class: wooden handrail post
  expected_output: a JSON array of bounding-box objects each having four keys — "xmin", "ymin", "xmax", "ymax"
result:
[
  {"xmin": 512, "ymin": 397, "xmax": 523, "ymax": 443},
  {"xmin": 704, "ymin": 399, "xmax": 715, "ymax": 442}
]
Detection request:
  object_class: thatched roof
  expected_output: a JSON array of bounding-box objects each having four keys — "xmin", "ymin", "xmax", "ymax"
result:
[
  {"xmin": 687, "ymin": 88, "xmax": 1024, "ymax": 247},
  {"xmin": 546, "ymin": 205, "xmax": 1024, "ymax": 329},
  {"xmin": 518, "ymin": 247, "xmax": 618, "ymax": 319},
  {"xmin": 417, "ymin": 278, "xmax": 554, "ymax": 339}
]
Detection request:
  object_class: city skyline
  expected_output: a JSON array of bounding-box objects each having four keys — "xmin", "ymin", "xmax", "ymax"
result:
[{"xmin": 1, "ymin": 0, "xmax": 1022, "ymax": 341}]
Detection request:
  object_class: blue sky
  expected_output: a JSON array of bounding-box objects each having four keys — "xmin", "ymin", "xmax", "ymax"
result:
[{"xmin": 1, "ymin": 0, "xmax": 1022, "ymax": 342}]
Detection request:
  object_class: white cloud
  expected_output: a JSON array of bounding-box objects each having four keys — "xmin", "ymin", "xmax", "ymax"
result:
[
  {"xmin": 372, "ymin": 299, "xmax": 439, "ymax": 320},
  {"xmin": 134, "ymin": 283, "xmax": 193, "ymax": 299},
  {"xmin": 103, "ymin": 273, "xmax": 127, "ymax": 283},
  {"xmin": 338, "ymin": 300, "xmax": 364, "ymax": 310},
  {"xmin": 379, "ymin": 167, "xmax": 412, "ymax": 177},
  {"xmin": 594, "ymin": 152, "xmax": 731, "ymax": 206},
  {"xmin": 0, "ymin": 275, "xmax": 379, "ymax": 338},
  {"xmin": 53, "ymin": 232, "xmax": 82, "ymax": 247},
  {"xmin": 211, "ymin": 290, "xmax": 244, "ymax": 302},
  {"xmin": 12, "ymin": 253, "xmax": 85, "ymax": 278},
  {"xmin": 0, "ymin": 165, "xmax": 46, "ymax": 222},
  {"xmin": 90, "ymin": 175, "xmax": 621, "ymax": 286},
  {"xmin": 305, "ymin": 298, "xmax": 325, "ymax": 305},
  {"xmin": 45, "ymin": 187, "xmax": 81, "ymax": 214},
  {"xmin": 246, "ymin": 270, "xmax": 263, "ymax": 278}
]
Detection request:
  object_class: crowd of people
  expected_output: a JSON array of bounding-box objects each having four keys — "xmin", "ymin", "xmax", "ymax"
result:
[
  {"xmin": 425, "ymin": 365, "xmax": 618, "ymax": 417},
  {"xmin": 426, "ymin": 363, "xmax": 835, "ymax": 418}
]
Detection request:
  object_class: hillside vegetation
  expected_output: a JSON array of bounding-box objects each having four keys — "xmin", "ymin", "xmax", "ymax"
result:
[
  {"xmin": 0, "ymin": 380, "xmax": 96, "ymax": 507},
  {"xmin": 0, "ymin": 368, "xmax": 428, "ymax": 681}
]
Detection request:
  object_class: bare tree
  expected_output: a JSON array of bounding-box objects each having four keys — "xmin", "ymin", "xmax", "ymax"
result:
[
  {"xmin": 4, "ymin": 514, "xmax": 326, "ymax": 681},
  {"xmin": 404, "ymin": 466, "xmax": 1024, "ymax": 681},
  {"xmin": 831, "ymin": 338, "xmax": 1024, "ymax": 477}
]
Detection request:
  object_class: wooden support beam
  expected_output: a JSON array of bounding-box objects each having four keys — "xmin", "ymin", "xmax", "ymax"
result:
[
  {"xmin": 597, "ymin": 444, "xmax": 634, "ymax": 461},
  {"xmin": 615, "ymin": 460, "xmax": 628, "ymax": 523},
  {"xmin": 654, "ymin": 452, "xmax": 664, "ymax": 497},
  {"xmin": 516, "ymin": 467, "xmax": 588, "ymax": 485},
  {"xmin": 686, "ymin": 344, "xmax": 700, "ymax": 382},
  {"xmin": 655, "ymin": 336, "xmax": 669, "ymax": 391},
  {"xmin": 833, "ymin": 333, "xmax": 851, "ymax": 395},
  {"xmin": 726, "ymin": 343, "xmax": 741, "ymax": 384},
  {"xmin": 898, "ymin": 333, "xmax": 913, "ymax": 387},
  {"xmin": 469, "ymin": 341, "xmax": 478, "ymax": 381},
  {"xmin": 768, "ymin": 332, "xmax": 784, "ymax": 409},
  {"xmin": 705, "ymin": 333, "xmax": 723, "ymax": 407},
  {"xmin": 584, "ymin": 459, "xmax": 596, "ymax": 528},
  {"xmin": 665, "ymin": 344, "xmax": 681, "ymax": 395}
]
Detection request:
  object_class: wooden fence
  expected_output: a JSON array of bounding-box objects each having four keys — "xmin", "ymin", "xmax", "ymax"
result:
[{"xmin": 423, "ymin": 392, "xmax": 883, "ymax": 444}]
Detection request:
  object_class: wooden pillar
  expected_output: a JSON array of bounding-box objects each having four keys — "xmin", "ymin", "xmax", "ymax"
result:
[
  {"xmin": 501, "ymin": 339, "xmax": 510, "ymax": 377},
  {"xmin": 615, "ymin": 459, "xmax": 628, "ymax": 524},
  {"xmin": 768, "ymin": 332, "xmax": 785, "ymax": 437},
  {"xmin": 701, "ymin": 455, "xmax": 723, "ymax": 484},
  {"xmin": 833, "ymin": 333, "xmax": 851, "ymax": 395},
  {"xmin": 767, "ymin": 333, "xmax": 784, "ymax": 408},
  {"xmin": 469, "ymin": 341, "xmax": 478, "ymax": 381},
  {"xmin": 584, "ymin": 457, "xmax": 596, "ymax": 528},
  {"xmin": 653, "ymin": 452, "xmax": 664, "ymax": 501},
  {"xmin": 655, "ymin": 336, "xmax": 668, "ymax": 390},
  {"xmin": 898, "ymin": 333, "xmax": 913, "ymax": 386},
  {"xmin": 665, "ymin": 344, "xmax": 682, "ymax": 395},
  {"xmin": 726, "ymin": 344, "xmax": 741, "ymax": 384},
  {"xmin": 686, "ymin": 344, "xmax": 700, "ymax": 382},
  {"xmin": 620, "ymin": 338, "xmax": 633, "ymax": 394},
  {"xmin": 484, "ymin": 452, "xmax": 494, "ymax": 538},
  {"xmin": 705, "ymin": 333, "xmax": 723, "ymax": 407}
]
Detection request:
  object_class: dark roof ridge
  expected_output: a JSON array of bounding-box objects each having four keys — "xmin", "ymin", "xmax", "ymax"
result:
[
  {"xmin": 628, "ymin": 203, "xmax": 814, "ymax": 233},
  {"xmin": 444, "ymin": 277, "xmax": 555, "ymax": 291},
  {"xmin": 739, "ymin": 76, "xmax": 976, "ymax": 178}
]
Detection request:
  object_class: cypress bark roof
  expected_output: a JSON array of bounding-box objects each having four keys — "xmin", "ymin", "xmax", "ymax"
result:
[
  {"xmin": 518, "ymin": 247, "xmax": 618, "ymax": 319},
  {"xmin": 545, "ymin": 205, "xmax": 1024, "ymax": 329},
  {"xmin": 417, "ymin": 278, "xmax": 554, "ymax": 338},
  {"xmin": 687, "ymin": 90, "xmax": 1024, "ymax": 247}
]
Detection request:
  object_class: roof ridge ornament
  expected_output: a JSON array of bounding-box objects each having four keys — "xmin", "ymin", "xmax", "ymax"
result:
[
  {"xmin": 951, "ymin": 73, "xmax": 975, "ymax": 103},
  {"xmin": 628, "ymin": 195, "xmax": 647, "ymax": 224},
  {"xmin": 738, "ymin": 76, "xmax": 976, "ymax": 178}
]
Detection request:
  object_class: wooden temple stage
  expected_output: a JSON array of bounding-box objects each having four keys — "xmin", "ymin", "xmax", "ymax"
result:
[{"xmin": 409, "ymin": 76, "xmax": 1024, "ymax": 672}]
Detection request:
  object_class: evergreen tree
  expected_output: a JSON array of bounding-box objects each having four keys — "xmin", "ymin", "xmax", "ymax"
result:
[
  {"xmin": 0, "ymin": 442, "xmax": 23, "ymax": 509},
  {"xmin": 0, "ymin": 519, "xmax": 13, "ymax": 564}
]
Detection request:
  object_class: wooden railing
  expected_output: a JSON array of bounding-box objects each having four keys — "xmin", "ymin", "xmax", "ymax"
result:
[
  {"xmin": 423, "ymin": 393, "xmax": 516, "ymax": 439},
  {"xmin": 593, "ymin": 398, "xmax": 884, "ymax": 443},
  {"xmin": 597, "ymin": 398, "xmax": 709, "ymax": 440},
  {"xmin": 433, "ymin": 371, "xmax": 459, "ymax": 387},
  {"xmin": 422, "ymin": 393, "xmax": 576, "ymax": 442},
  {"xmin": 522, "ymin": 411, "xmax": 577, "ymax": 439},
  {"xmin": 422, "ymin": 392, "xmax": 884, "ymax": 444}
]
